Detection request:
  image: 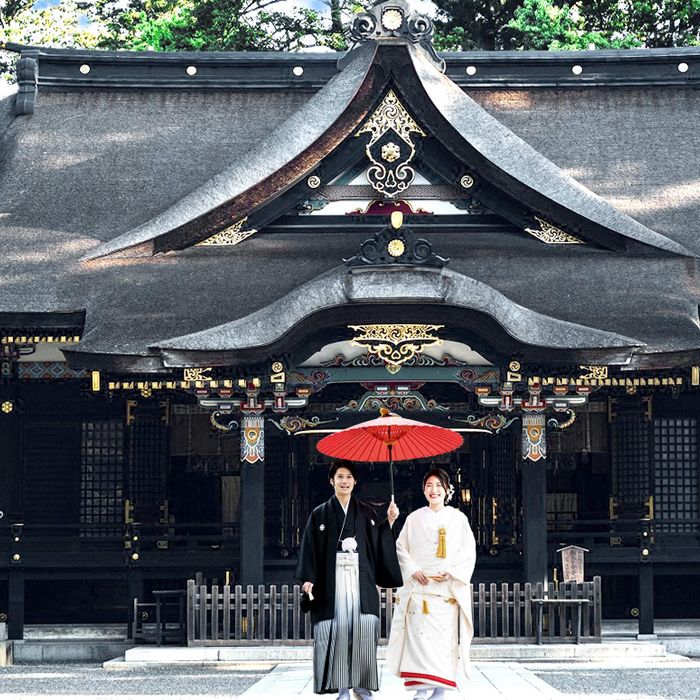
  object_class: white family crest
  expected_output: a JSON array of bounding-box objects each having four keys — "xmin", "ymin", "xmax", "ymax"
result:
[{"xmin": 341, "ymin": 536, "xmax": 358, "ymax": 553}]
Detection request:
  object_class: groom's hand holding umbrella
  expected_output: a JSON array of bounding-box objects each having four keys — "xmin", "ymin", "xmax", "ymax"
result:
[{"xmin": 387, "ymin": 500, "xmax": 399, "ymax": 528}]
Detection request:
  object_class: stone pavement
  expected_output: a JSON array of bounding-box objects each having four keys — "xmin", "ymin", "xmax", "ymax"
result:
[
  {"xmin": 240, "ymin": 661, "xmax": 563, "ymax": 699},
  {"xmin": 1, "ymin": 657, "xmax": 699, "ymax": 699}
]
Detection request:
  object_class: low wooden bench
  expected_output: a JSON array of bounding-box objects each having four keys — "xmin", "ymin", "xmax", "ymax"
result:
[
  {"xmin": 531, "ymin": 597, "xmax": 591, "ymax": 644},
  {"xmin": 132, "ymin": 590, "xmax": 186, "ymax": 645}
]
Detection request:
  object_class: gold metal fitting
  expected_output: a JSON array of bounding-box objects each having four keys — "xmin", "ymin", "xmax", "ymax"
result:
[
  {"xmin": 390, "ymin": 211, "xmax": 403, "ymax": 229},
  {"xmin": 387, "ymin": 238, "xmax": 405, "ymax": 257}
]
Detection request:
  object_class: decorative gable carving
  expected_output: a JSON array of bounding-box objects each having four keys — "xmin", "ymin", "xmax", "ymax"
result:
[
  {"xmin": 347, "ymin": 0, "xmax": 444, "ymax": 72},
  {"xmin": 356, "ymin": 90, "xmax": 426, "ymax": 198},
  {"xmin": 525, "ymin": 216, "xmax": 584, "ymax": 245},
  {"xmin": 197, "ymin": 218, "xmax": 258, "ymax": 247}
]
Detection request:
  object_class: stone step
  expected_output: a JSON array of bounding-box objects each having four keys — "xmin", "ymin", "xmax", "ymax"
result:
[
  {"xmin": 22, "ymin": 624, "xmax": 127, "ymax": 640},
  {"xmin": 12, "ymin": 640, "xmax": 132, "ymax": 664},
  {"xmin": 103, "ymin": 640, "xmax": 670, "ymax": 670}
]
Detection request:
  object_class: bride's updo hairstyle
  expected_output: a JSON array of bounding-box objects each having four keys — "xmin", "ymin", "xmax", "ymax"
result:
[{"xmin": 422, "ymin": 468, "xmax": 454, "ymax": 504}]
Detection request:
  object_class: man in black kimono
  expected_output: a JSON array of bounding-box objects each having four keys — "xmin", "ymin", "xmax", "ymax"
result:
[{"xmin": 295, "ymin": 460, "xmax": 402, "ymax": 699}]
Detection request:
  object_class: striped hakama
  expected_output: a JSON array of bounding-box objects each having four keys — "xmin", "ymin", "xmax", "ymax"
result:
[{"xmin": 313, "ymin": 552, "xmax": 380, "ymax": 694}]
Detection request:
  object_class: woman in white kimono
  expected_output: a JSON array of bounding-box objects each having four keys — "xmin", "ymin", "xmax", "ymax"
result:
[{"xmin": 387, "ymin": 468, "xmax": 476, "ymax": 699}]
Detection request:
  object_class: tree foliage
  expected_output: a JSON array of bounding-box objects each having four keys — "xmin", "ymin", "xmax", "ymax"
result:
[
  {"xmin": 1, "ymin": 0, "xmax": 106, "ymax": 81},
  {"xmin": 432, "ymin": 0, "xmax": 523, "ymax": 50},
  {"xmin": 505, "ymin": 0, "xmax": 700, "ymax": 49},
  {"xmin": 430, "ymin": 0, "xmax": 700, "ymax": 49},
  {"xmin": 90, "ymin": 0, "xmax": 353, "ymax": 51}
]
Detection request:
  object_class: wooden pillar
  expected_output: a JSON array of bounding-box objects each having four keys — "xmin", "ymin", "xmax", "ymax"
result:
[
  {"xmin": 240, "ymin": 460, "xmax": 264, "ymax": 584},
  {"xmin": 126, "ymin": 567, "xmax": 144, "ymax": 640},
  {"xmin": 522, "ymin": 459, "xmax": 548, "ymax": 585},
  {"xmin": 638, "ymin": 564, "xmax": 655, "ymax": 636},
  {"xmin": 7, "ymin": 570, "xmax": 24, "ymax": 640},
  {"xmin": 240, "ymin": 414, "xmax": 264, "ymax": 584}
]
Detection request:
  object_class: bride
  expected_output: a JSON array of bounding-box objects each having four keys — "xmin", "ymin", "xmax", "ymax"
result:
[{"xmin": 387, "ymin": 468, "xmax": 477, "ymax": 699}]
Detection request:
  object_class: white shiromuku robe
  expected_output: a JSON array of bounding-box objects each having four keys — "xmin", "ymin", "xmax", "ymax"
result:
[{"xmin": 387, "ymin": 506, "xmax": 476, "ymax": 691}]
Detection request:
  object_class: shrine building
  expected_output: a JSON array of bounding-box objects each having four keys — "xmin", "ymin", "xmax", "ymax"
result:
[{"xmin": 1, "ymin": 0, "xmax": 700, "ymax": 641}]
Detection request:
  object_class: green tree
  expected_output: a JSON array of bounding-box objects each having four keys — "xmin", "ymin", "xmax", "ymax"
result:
[
  {"xmin": 93, "ymin": 0, "xmax": 347, "ymax": 52},
  {"xmin": 432, "ymin": 0, "xmax": 524, "ymax": 49},
  {"xmin": 507, "ymin": 0, "xmax": 700, "ymax": 50},
  {"xmin": 1, "ymin": 0, "xmax": 106, "ymax": 81}
]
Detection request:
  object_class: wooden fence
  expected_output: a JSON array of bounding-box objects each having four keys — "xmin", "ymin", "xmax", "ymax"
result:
[{"xmin": 186, "ymin": 577, "xmax": 601, "ymax": 645}]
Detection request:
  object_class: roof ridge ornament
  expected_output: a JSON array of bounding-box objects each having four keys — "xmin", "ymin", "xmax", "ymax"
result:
[
  {"xmin": 347, "ymin": 0, "xmax": 445, "ymax": 73},
  {"xmin": 344, "ymin": 210, "xmax": 449, "ymax": 268}
]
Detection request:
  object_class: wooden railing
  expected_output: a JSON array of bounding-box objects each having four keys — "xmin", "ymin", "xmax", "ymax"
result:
[
  {"xmin": 2, "ymin": 521, "xmax": 240, "ymax": 556},
  {"xmin": 186, "ymin": 577, "xmax": 602, "ymax": 645}
]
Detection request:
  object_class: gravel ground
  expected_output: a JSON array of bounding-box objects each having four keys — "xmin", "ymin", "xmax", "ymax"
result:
[
  {"xmin": 3, "ymin": 661, "xmax": 700, "ymax": 699},
  {"xmin": 534, "ymin": 664, "xmax": 700, "ymax": 700},
  {"xmin": 0, "ymin": 663, "xmax": 269, "ymax": 697}
]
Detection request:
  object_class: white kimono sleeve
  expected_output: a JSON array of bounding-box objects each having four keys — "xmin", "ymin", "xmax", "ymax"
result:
[{"xmin": 396, "ymin": 514, "xmax": 423, "ymax": 582}]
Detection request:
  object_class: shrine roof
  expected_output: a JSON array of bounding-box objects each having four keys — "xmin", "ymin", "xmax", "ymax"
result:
[
  {"xmin": 1, "ymin": 17, "xmax": 700, "ymax": 371},
  {"xmin": 6, "ymin": 41, "xmax": 700, "ymax": 90},
  {"xmin": 0, "ymin": 44, "xmax": 698, "ymax": 254},
  {"xmin": 52, "ymin": 233, "xmax": 700, "ymax": 371}
]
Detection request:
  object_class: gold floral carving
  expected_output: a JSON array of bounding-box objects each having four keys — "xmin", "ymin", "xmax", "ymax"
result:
[
  {"xmin": 356, "ymin": 91, "xmax": 426, "ymax": 198},
  {"xmin": 579, "ymin": 365, "xmax": 608, "ymax": 380},
  {"xmin": 525, "ymin": 216, "xmax": 584, "ymax": 245},
  {"xmin": 183, "ymin": 367, "xmax": 213, "ymax": 382},
  {"xmin": 197, "ymin": 218, "xmax": 258, "ymax": 246},
  {"xmin": 381, "ymin": 142, "xmax": 401, "ymax": 162},
  {"xmin": 387, "ymin": 238, "xmax": 406, "ymax": 257},
  {"xmin": 349, "ymin": 323, "xmax": 444, "ymax": 373},
  {"xmin": 381, "ymin": 8, "xmax": 403, "ymax": 30}
]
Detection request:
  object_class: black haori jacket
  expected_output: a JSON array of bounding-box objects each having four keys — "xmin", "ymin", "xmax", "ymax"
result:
[{"xmin": 294, "ymin": 496, "xmax": 403, "ymax": 625}]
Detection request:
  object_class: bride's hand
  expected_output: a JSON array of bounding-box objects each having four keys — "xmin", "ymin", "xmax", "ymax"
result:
[{"xmin": 412, "ymin": 571, "xmax": 429, "ymax": 585}]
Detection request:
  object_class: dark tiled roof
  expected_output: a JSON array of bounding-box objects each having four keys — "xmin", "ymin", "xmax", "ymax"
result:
[
  {"xmin": 85, "ymin": 42, "xmax": 378, "ymax": 258},
  {"xmin": 0, "ymin": 88, "xmax": 312, "ymax": 243}
]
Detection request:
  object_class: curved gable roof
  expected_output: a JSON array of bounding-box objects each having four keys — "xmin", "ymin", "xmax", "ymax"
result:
[
  {"xmin": 81, "ymin": 37, "xmax": 692, "ymax": 260},
  {"xmin": 404, "ymin": 46, "xmax": 691, "ymax": 257},
  {"xmin": 85, "ymin": 41, "xmax": 382, "ymax": 259},
  {"xmin": 152, "ymin": 264, "xmax": 643, "ymax": 368}
]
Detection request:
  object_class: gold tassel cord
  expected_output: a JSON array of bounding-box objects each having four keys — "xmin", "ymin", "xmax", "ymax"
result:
[
  {"xmin": 422, "ymin": 599, "xmax": 430, "ymax": 615},
  {"xmin": 436, "ymin": 527, "xmax": 447, "ymax": 558}
]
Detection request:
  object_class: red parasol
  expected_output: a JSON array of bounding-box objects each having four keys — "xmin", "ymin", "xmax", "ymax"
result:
[{"xmin": 316, "ymin": 408, "xmax": 463, "ymax": 501}]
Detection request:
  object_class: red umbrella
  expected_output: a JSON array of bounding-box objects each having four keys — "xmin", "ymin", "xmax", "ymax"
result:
[{"xmin": 317, "ymin": 408, "xmax": 463, "ymax": 500}]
